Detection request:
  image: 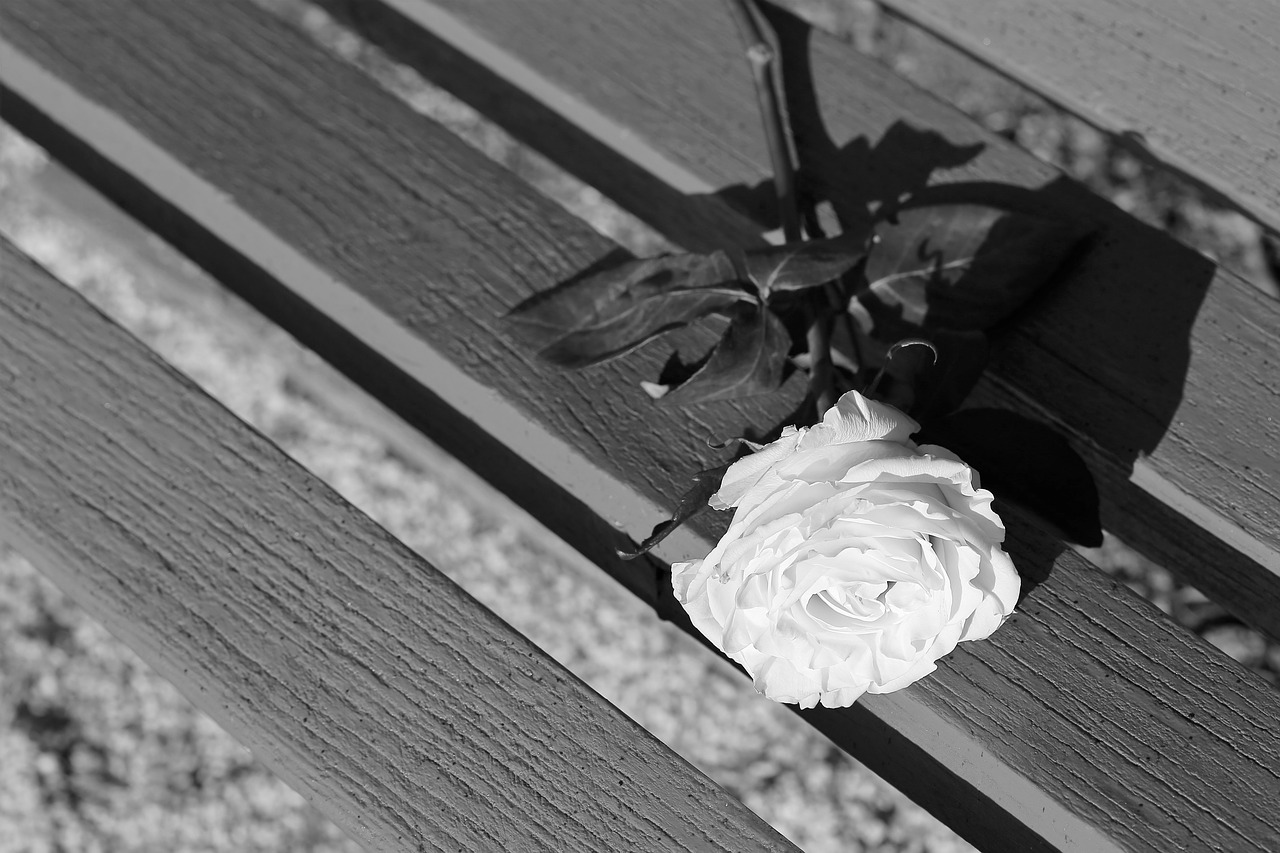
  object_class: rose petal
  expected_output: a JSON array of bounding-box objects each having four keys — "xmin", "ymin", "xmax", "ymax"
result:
[
  {"xmin": 747, "ymin": 654, "xmax": 825, "ymax": 709},
  {"xmin": 819, "ymin": 685, "xmax": 869, "ymax": 708},
  {"xmin": 958, "ymin": 549, "xmax": 1020, "ymax": 641},
  {"xmin": 960, "ymin": 594, "xmax": 1008, "ymax": 641},
  {"xmin": 671, "ymin": 393, "xmax": 1019, "ymax": 710},
  {"xmin": 711, "ymin": 426, "xmax": 805, "ymax": 510},
  {"xmin": 776, "ymin": 440, "xmax": 918, "ymax": 487},
  {"xmin": 801, "ymin": 389, "xmax": 920, "ymax": 450},
  {"xmin": 986, "ymin": 547, "xmax": 1021, "ymax": 612},
  {"xmin": 866, "ymin": 658, "xmax": 936, "ymax": 695},
  {"xmin": 934, "ymin": 539, "xmax": 983, "ymax": 621},
  {"xmin": 794, "ymin": 552, "xmax": 919, "ymax": 589},
  {"xmin": 736, "ymin": 480, "xmax": 840, "ymax": 534},
  {"xmin": 840, "ymin": 452, "xmax": 968, "ymax": 487},
  {"xmin": 670, "ymin": 558, "xmax": 707, "ymax": 604}
]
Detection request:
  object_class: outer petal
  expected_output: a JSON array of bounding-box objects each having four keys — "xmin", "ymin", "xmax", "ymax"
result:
[
  {"xmin": 710, "ymin": 426, "xmax": 805, "ymax": 510},
  {"xmin": 775, "ymin": 440, "xmax": 915, "ymax": 487},
  {"xmin": 673, "ymin": 565, "xmax": 735, "ymax": 653},
  {"xmin": 866, "ymin": 659, "xmax": 937, "ymax": 695},
  {"xmin": 913, "ymin": 443, "xmax": 970, "ymax": 479},
  {"xmin": 958, "ymin": 548, "xmax": 1020, "ymax": 641},
  {"xmin": 800, "ymin": 390, "xmax": 919, "ymax": 451},
  {"xmin": 670, "ymin": 558, "xmax": 707, "ymax": 606},
  {"xmin": 819, "ymin": 684, "xmax": 869, "ymax": 708},
  {"xmin": 981, "ymin": 547, "xmax": 1021, "ymax": 612},
  {"xmin": 746, "ymin": 652, "xmax": 825, "ymax": 709}
]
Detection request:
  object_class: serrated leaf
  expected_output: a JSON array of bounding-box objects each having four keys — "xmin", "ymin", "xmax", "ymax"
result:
[
  {"xmin": 743, "ymin": 228, "xmax": 872, "ymax": 299},
  {"xmin": 857, "ymin": 204, "xmax": 1087, "ymax": 335},
  {"xmin": 502, "ymin": 251, "xmax": 747, "ymax": 368},
  {"xmin": 617, "ymin": 462, "xmax": 732, "ymax": 560},
  {"xmin": 660, "ymin": 306, "xmax": 791, "ymax": 406}
]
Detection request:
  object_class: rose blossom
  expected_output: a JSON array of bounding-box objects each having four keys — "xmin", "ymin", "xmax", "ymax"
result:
[{"xmin": 671, "ymin": 390, "xmax": 1020, "ymax": 709}]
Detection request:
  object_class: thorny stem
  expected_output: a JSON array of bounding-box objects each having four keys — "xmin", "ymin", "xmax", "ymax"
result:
[
  {"xmin": 725, "ymin": 0, "xmax": 801, "ymax": 243},
  {"xmin": 726, "ymin": 0, "xmax": 838, "ymax": 414}
]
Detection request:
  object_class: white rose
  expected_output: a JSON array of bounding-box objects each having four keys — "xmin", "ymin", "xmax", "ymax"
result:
[{"xmin": 672, "ymin": 390, "xmax": 1020, "ymax": 709}]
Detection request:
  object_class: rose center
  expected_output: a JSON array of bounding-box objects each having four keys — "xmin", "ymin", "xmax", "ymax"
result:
[
  {"xmin": 812, "ymin": 583, "xmax": 887, "ymax": 622},
  {"xmin": 880, "ymin": 579, "xmax": 929, "ymax": 610}
]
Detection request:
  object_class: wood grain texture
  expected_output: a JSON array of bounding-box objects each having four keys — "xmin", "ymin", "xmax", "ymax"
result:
[
  {"xmin": 772, "ymin": 0, "xmax": 1280, "ymax": 234},
  {"xmin": 2, "ymin": 3, "xmax": 1279, "ymax": 851},
  {"xmin": 0, "ymin": 239, "xmax": 798, "ymax": 853},
  {"xmin": 306, "ymin": 0, "xmax": 1280, "ymax": 638}
]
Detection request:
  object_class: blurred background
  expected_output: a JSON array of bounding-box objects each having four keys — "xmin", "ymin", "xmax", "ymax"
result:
[{"xmin": 2, "ymin": 2, "xmax": 1276, "ymax": 852}]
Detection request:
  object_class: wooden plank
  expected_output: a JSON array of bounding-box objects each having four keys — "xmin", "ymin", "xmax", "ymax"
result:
[
  {"xmin": 771, "ymin": 0, "xmax": 1280, "ymax": 236},
  {"xmin": 303, "ymin": 0, "xmax": 1280, "ymax": 639},
  {"xmin": 0, "ymin": 238, "xmax": 798, "ymax": 853},
  {"xmin": 2, "ymin": 3, "xmax": 1278, "ymax": 851}
]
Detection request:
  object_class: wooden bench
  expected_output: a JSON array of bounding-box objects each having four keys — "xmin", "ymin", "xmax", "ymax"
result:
[{"xmin": 1, "ymin": 1, "xmax": 1277, "ymax": 851}]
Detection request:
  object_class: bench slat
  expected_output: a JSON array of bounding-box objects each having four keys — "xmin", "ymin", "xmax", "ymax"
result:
[
  {"xmin": 774, "ymin": 0, "xmax": 1280, "ymax": 236},
  {"xmin": 309, "ymin": 0, "xmax": 1280, "ymax": 637},
  {"xmin": 2, "ymin": 3, "xmax": 1278, "ymax": 851},
  {"xmin": 307, "ymin": 0, "xmax": 1280, "ymax": 639},
  {"xmin": 0, "ymin": 238, "xmax": 799, "ymax": 853}
]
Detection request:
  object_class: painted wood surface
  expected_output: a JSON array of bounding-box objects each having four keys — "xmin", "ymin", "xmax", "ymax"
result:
[
  {"xmin": 770, "ymin": 0, "xmax": 1280, "ymax": 235},
  {"xmin": 307, "ymin": 0, "xmax": 1280, "ymax": 638},
  {"xmin": 2, "ymin": 2, "xmax": 1279, "ymax": 851},
  {"xmin": 0, "ymin": 239, "xmax": 799, "ymax": 853}
]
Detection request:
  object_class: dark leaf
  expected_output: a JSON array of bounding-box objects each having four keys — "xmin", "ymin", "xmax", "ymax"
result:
[
  {"xmin": 918, "ymin": 409, "xmax": 1102, "ymax": 547},
  {"xmin": 856, "ymin": 204, "xmax": 1088, "ymax": 337},
  {"xmin": 618, "ymin": 462, "xmax": 733, "ymax": 560},
  {"xmin": 864, "ymin": 338, "xmax": 938, "ymax": 412},
  {"xmin": 908, "ymin": 330, "xmax": 991, "ymax": 423},
  {"xmin": 502, "ymin": 251, "xmax": 747, "ymax": 368},
  {"xmin": 660, "ymin": 306, "xmax": 792, "ymax": 406},
  {"xmin": 858, "ymin": 331, "xmax": 990, "ymax": 423},
  {"xmin": 743, "ymin": 229, "xmax": 872, "ymax": 298}
]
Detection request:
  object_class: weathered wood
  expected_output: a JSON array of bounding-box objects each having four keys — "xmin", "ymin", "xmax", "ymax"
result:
[
  {"xmin": 0, "ymin": 238, "xmax": 799, "ymax": 853},
  {"xmin": 771, "ymin": 0, "xmax": 1280, "ymax": 236},
  {"xmin": 3, "ymin": 3, "xmax": 1278, "ymax": 851},
  {"xmin": 304, "ymin": 0, "xmax": 1280, "ymax": 639}
]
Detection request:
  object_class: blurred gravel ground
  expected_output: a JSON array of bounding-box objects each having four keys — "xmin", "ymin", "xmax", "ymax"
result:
[{"xmin": 0, "ymin": 126, "xmax": 972, "ymax": 852}]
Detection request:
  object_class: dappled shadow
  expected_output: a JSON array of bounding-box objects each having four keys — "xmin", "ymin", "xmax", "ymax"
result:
[
  {"xmin": 918, "ymin": 408, "xmax": 1103, "ymax": 549},
  {"xmin": 715, "ymin": 3, "xmax": 987, "ymax": 240},
  {"xmin": 713, "ymin": 121, "xmax": 985, "ymax": 239},
  {"xmin": 316, "ymin": 0, "xmax": 1229, "ymax": 615},
  {"xmin": 698, "ymin": 6, "xmax": 1218, "ymax": 579}
]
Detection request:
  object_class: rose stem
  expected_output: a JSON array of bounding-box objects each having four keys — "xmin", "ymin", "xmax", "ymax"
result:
[
  {"xmin": 757, "ymin": 4, "xmax": 864, "ymax": 385},
  {"xmin": 806, "ymin": 312, "xmax": 837, "ymax": 414},
  {"xmin": 724, "ymin": 0, "xmax": 801, "ymax": 244},
  {"xmin": 724, "ymin": 0, "xmax": 837, "ymax": 415}
]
